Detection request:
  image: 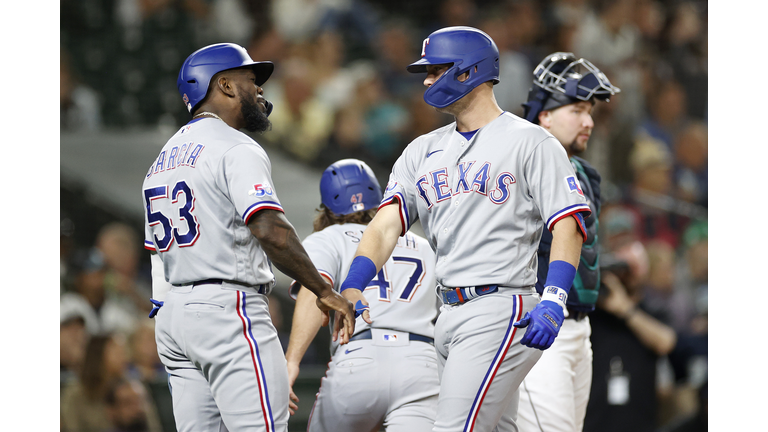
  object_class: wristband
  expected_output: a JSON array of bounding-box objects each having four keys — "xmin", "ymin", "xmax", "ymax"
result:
[
  {"xmin": 541, "ymin": 286, "xmax": 568, "ymax": 305},
  {"xmin": 340, "ymin": 256, "xmax": 377, "ymax": 293},
  {"xmin": 542, "ymin": 260, "xmax": 576, "ymax": 314},
  {"xmin": 544, "ymin": 260, "xmax": 577, "ymax": 294}
]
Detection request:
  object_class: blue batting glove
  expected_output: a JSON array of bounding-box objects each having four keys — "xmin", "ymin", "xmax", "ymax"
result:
[
  {"xmin": 513, "ymin": 300, "xmax": 564, "ymax": 350},
  {"xmin": 149, "ymin": 298, "xmax": 164, "ymax": 318},
  {"xmin": 354, "ymin": 300, "xmax": 370, "ymax": 319}
]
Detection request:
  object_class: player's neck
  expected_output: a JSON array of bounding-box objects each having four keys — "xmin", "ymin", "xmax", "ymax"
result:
[
  {"xmin": 454, "ymin": 97, "xmax": 503, "ymax": 132},
  {"xmin": 193, "ymin": 104, "xmax": 242, "ymax": 129},
  {"xmin": 449, "ymin": 85, "xmax": 502, "ymax": 132}
]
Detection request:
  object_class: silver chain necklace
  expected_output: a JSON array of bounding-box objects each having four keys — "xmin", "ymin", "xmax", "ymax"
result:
[{"xmin": 193, "ymin": 111, "xmax": 223, "ymax": 121}]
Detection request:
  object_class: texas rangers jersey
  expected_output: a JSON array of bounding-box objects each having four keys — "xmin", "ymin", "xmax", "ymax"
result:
[
  {"xmin": 291, "ymin": 223, "xmax": 439, "ymax": 340},
  {"xmin": 142, "ymin": 117, "xmax": 282, "ymax": 286},
  {"xmin": 380, "ymin": 112, "xmax": 590, "ymax": 289}
]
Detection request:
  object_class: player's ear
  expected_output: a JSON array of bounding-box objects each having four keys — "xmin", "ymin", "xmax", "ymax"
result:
[
  {"xmin": 216, "ymin": 74, "xmax": 237, "ymax": 98},
  {"xmin": 538, "ymin": 111, "xmax": 552, "ymax": 128}
]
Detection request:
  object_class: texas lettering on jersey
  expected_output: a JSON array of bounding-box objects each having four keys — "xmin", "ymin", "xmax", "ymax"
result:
[{"xmin": 407, "ymin": 161, "xmax": 517, "ymax": 209}]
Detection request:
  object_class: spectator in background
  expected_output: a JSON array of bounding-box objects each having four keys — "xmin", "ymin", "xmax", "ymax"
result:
[
  {"xmin": 640, "ymin": 240, "xmax": 697, "ymax": 335},
  {"xmin": 60, "ymin": 247, "xmax": 139, "ymax": 337},
  {"xmin": 61, "ymin": 49, "xmax": 102, "ymax": 132},
  {"xmin": 268, "ymin": 57, "xmax": 336, "ymax": 162},
  {"xmin": 626, "ymin": 135, "xmax": 691, "ymax": 248},
  {"xmin": 673, "ymin": 121, "xmax": 708, "ymax": 208},
  {"xmin": 572, "ymin": 0, "xmax": 644, "ymax": 121},
  {"xmin": 61, "ymin": 334, "xmax": 131, "ymax": 432},
  {"xmin": 478, "ymin": 8, "xmax": 533, "ymax": 116},
  {"xmin": 328, "ymin": 71, "xmax": 409, "ymax": 167},
  {"xmin": 422, "ymin": 0, "xmax": 478, "ymax": 33},
  {"xmin": 127, "ymin": 321, "xmax": 176, "ymax": 432},
  {"xmin": 402, "ymin": 90, "xmax": 452, "ymax": 149},
  {"xmin": 96, "ymin": 222, "xmax": 153, "ymax": 316},
  {"xmin": 105, "ymin": 379, "xmax": 161, "ymax": 432},
  {"xmin": 660, "ymin": 1, "xmax": 708, "ymax": 120},
  {"xmin": 584, "ymin": 239, "xmax": 677, "ymax": 432},
  {"xmin": 127, "ymin": 321, "xmax": 164, "ymax": 384},
  {"xmin": 61, "ymin": 308, "xmax": 89, "ymax": 388},
  {"xmin": 637, "ymin": 79, "xmax": 688, "ymax": 151},
  {"xmin": 61, "ymin": 213, "xmax": 77, "ymax": 294},
  {"xmin": 374, "ymin": 19, "xmax": 423, "ymax": 103}
]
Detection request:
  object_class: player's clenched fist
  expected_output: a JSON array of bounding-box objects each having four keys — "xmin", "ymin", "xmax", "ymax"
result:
[
  {"xmin": 513, "ymin": 300, "xmax": 565, "ymax": 350},
  {"xmin": 315, "ymin": 290, "xmax": 356, "ymax": 344}
]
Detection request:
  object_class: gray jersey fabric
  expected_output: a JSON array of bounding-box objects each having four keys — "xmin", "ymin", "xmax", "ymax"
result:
[
  {"xmin": 143, "ymin": 118, "xmax": 280, "ymax": 287},
  {"xmin": 381, "ymin": 112, "xmax": 590, "ymax": 289}
]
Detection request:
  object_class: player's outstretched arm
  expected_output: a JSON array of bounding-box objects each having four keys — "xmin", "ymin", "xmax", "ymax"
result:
[
  {"xmin": 248, "ymin": 209, "xmax": 355, "ymax": 343},
  {"xmin": 338, "ymin": 204, "xmax": 403, "ymax": 329},
  {"xmin": 285, "ymin": 285, "xmax": 326, "ymax": 415},
  {"xmin": 515, "ymin": 216, "xmax": 584, "ymax": 350}
]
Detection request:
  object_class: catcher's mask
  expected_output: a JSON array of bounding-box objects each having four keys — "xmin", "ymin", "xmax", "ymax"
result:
[
  {"xmin": 522, "ymin": 52, "xmax": 620, "ymax": 124},
  {"xmin": 406, "ymin": 26, "xmax": 500, "ymax": 109},
  {"xmin": 320, "ymin": 159, "xmax": 383, "ymax": 216}
]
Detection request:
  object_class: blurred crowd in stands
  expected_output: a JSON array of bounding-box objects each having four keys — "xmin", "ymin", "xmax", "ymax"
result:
[{"xmin": 61, "ymin": 0, "xmax": 707, "ymax": 431}]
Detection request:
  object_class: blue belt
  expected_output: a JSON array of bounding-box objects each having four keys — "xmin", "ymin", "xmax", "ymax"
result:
[
  {"xmin": 190, "ymin": 279, "xmax": 270, "ymax": 294},
  {"xmin": 348, "ymin": 329, "xmax": 434, "ymax": 345},
  {"xmin": 440, "ymin": 285, "xmax": 499, "ymax": 305}
]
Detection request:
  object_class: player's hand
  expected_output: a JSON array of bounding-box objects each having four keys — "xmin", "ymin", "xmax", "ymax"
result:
[
  {"xmin": 287, "ymin": 361, "xmax": 300, "ymax": 416},
  {"xmin": 341, "ymin": 289, "xmax": 373, "ymax": 325},
  {"xmin": 513, "ymin": 300, "xmax": 564, "ymax": 350},
  {"xmin": 315, "ymin": 290, "xmax": 355, "ymax": 345}
]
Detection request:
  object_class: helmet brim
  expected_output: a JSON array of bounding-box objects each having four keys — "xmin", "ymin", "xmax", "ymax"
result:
[
  {"xmin": 241, "ymin": 61, "xmax": 274, "ymax": 87},
  {"xmin": 406, "ymin": 57, "xmax": 456, "ymax": 74}
]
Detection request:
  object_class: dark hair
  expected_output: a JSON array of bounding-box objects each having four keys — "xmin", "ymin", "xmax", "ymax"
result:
[
  {"xmin": 80, "ymin": 335, "xmax": 111, "ymax": 401},
  {"xmin": 312, "ymin": 205, "xmax": 377, "ymax": 232}
]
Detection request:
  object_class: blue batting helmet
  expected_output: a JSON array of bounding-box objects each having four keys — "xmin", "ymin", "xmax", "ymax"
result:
[
  {"xmin": 177, "ymin": 43, "xmax": 274, "ymax": 114},
  {"xmin": 320, "ymin": 159, "xmax": 383, "ymax": 216},
  {"xmin": 522, "ymin": 52, "xmax": 620, "ymax": 124},
  {"xmin": 406, "ymin": 26, "xmax": 499, "ymax": 108}
]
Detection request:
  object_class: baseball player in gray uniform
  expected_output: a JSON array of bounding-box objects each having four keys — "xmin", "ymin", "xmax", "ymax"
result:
[
  {"xmin": 285, "ymin": 159, "xmax": 441, "ymax": 432},
  {"xmin": 338, "ymin": 27, "xmax": 591, "ymax": 432},
  {"xmin": 142, "ymin": 43, "xmax": 355, "ymax": 432},
  {"xmin": 516, "ymin": 53, "xmax": 620, "ymax": 432}
]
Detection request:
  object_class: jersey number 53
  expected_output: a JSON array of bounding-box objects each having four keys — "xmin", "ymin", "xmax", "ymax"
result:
[{"xmin": 144, "ymin": 180, "xmax": 200, "ymax": 251}]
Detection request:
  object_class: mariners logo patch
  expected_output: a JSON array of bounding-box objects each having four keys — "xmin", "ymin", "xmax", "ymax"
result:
[{"xmin": 565, "ymin": 176, "xmax": 584, "ymax": 196}]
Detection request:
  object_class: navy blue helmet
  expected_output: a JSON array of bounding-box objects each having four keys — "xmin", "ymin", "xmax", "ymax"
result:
[{"xmin": 522, "ymin": 52, "xmax": 620, "ymax": 124}]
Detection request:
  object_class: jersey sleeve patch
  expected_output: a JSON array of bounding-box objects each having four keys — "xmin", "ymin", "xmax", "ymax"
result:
[{"xmin": 565, "ymin": 175, "xmax": 584, "ymax": 196}]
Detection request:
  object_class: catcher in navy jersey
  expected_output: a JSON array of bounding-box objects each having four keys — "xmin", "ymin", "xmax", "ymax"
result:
[{"xmin": 517, "ymin": 52, "xmax": 620, "ymax": 432}]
